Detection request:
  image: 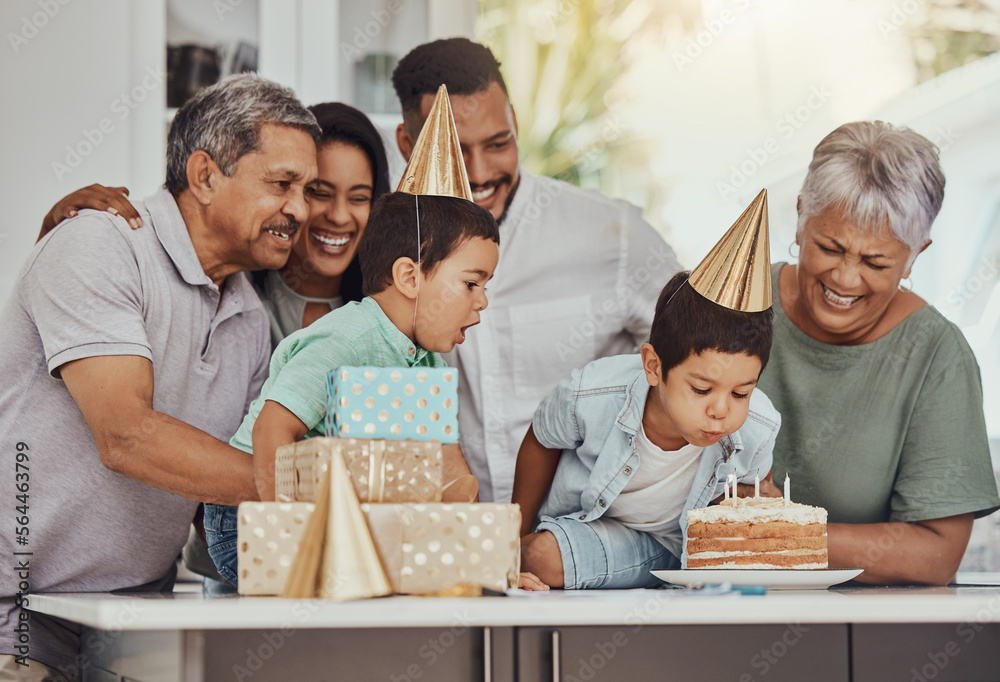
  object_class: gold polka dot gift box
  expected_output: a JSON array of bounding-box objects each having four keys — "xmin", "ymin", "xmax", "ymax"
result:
[
  {"xmin": 325, "ymin": 366, "xmax": 459, "ymax": 442},
  {"xmin": 236, "ymin": 502, "xmax": 315, "ymax": 596},
  {"xmin": 363, "ymin": 503, "xmax": 521, "ymax": 594},
  {"xmin": 275, "ymin": 436, "xmax": 443, "ymax": 504},
  {"xmin": 241, "ymin": 447, "xmax": 522, "ymax": 597},
  {"xmin": 236, "ymin": 501, "xmax": 520, "ymax": 596}
]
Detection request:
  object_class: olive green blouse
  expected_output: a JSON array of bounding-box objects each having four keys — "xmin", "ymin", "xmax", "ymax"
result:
[{"xmin": 757, "ymin": 263, "xmax": 999, "ymax": 525}]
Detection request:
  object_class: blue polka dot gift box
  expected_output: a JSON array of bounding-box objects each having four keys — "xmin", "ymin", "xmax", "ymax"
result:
[{"xmin": 326, "ymin": 366, "xmax": 459, "ymax": 443}]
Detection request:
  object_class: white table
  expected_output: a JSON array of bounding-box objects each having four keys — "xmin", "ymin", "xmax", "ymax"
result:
[{"xmin": 27, "ymin": 582, "xmax": 1000, "ymax": 682}]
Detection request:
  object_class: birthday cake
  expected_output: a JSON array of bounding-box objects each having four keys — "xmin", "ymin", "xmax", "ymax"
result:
[{"xmin": 685, "ymin": 497, "xmax": 828, "ymax": 569}]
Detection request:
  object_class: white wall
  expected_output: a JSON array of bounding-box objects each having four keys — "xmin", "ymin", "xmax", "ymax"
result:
[{"xmin": 0, "ymin": 0, "xmax": 166, "ymax": 309}]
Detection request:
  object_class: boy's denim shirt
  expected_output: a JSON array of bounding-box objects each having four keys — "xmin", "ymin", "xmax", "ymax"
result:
[{"xmin": 533, "ymin": 354, "xmax": 781, "ymax": 565}]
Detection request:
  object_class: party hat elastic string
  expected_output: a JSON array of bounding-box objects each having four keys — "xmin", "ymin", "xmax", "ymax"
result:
[{"xmin": 411, "ymin": 194, "xmax": 421, "ymax": 340}]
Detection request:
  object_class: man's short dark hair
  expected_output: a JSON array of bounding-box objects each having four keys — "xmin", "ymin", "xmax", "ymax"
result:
[
  {"xmin": 359, "ymin": 193, "xmax": 500, "ymax": 296},
  {"xmin": 392, "ymin": 38, "xmax": 508, "ymax": 134},
  {"xmin": 649, "ymin": 272, "xmax": 774, "ymax": 378}
]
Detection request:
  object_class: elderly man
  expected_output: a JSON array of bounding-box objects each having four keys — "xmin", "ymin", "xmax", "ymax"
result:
[
  {"xmin": 0, "ymin": 74, "xmax": 318, "ymax": 678},
  {"xmin": 391, "ymin": 39, "xmax": 682, "ymax": 503}
]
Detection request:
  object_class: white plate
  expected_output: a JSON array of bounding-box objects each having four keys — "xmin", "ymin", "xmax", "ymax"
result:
[{"xmin": 651, "ymin": 568, "xmax": 863, "ymax": 590}]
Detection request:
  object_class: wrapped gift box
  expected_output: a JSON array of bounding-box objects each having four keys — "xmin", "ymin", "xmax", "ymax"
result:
[
  {"xmin": 362, "ymin": 503, "xmax": 521, "ymax": 594},
  {"xmin": 275, "ymin": 437, "xmax": 443, "ymax": 504},
  {"xmin": 237, "ymin": 501, "xmax": 315, "ymax": 596},
  {"xmin": 325, "ymin": 366, "xmax": 459, "ymax": 443}
]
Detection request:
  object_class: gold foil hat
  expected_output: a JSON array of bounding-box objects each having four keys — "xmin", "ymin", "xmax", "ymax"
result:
[
  {"xmin": 320, "ymin": 448, "xmax": 391, "ymax": 600},
  {"xmin": 689, "ymin": 188, "xmax": 772, "ymax": 312},
  {"xmin": 281, "ymin": 450, "xmax": 391, "ymax": 601},
  {"xmin": 396, "ymin": 84, "xmax": 474, "ymax": 201}
]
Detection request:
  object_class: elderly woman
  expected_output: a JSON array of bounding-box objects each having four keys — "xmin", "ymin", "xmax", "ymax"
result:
[{"xmin": 758, "ymin": 121, "xmax": 999, "ymax": 585}]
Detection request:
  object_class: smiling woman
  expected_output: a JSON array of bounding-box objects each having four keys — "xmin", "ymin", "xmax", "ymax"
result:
[
  {"xmin": 38, "ymin": 102, "xmax": 392, "ymax": 352},
  {"xmin": 757, "ymin": 121, "xmax": 1000, "ymax": 585},
  {"xmin": 254, "ymin": 103, "xmax": 392, "ymax": 347}
]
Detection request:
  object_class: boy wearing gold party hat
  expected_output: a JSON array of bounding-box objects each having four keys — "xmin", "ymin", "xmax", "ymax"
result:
[
  {"xmin": 512, "ymin": 190, "xmax": 780, "ymax": 590},
  {"xmin": 203, "ymin": 86, "xmax": 500, "ymax": 589}
]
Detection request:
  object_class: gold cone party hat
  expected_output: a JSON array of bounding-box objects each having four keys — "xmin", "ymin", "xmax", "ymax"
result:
[
  {"xmin": 396, "ymin": 84, "xmax": 473, "ymax": 201},
  {"xmin": 318, "ymin": 449, "xmax": 392, "ymax": 601},
  {"xmin": 689, "ymin": 189, "xmax": 772, "ymax": 312},
  {"xmin": 280, "ymin": 465, "xmax": 331, "ymax": 599}
]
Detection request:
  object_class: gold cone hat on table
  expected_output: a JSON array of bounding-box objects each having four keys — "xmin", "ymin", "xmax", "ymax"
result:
[
  {"xmin": 689, "ymin": 189, "xmax": 772, "ymax": 312},
  {"xmin": 396, "ymin": 84, "xmax": 473, "ymax": 201},
  {"xmin": 319, "ymin": 449, "xmax": 391, "ymax": 600},
  {"xmin": 281, "ymin": 450, "xmax": 391, "ymax": 601}
]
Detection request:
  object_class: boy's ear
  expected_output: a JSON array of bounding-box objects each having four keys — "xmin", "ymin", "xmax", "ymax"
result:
[
  {"xmin": 391, "ymin": 256, "xmax": 420, "ymax": 299},
  {"xmin": 640, "ymin": 343, "xmax": 664, "ymax": 387}
]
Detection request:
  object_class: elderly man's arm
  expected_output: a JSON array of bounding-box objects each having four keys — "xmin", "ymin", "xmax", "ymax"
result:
[
  {"xmin": 827, "ymin": 513, "xmax": 973, "ymax": 586},
  {"xmin": 61, "ymin": 354, "xmax": 258, "ymax": 505}
]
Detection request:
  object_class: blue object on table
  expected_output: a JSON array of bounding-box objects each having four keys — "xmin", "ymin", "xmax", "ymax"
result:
[
  {"xmin": 729, "ymin": 584, "xmax": 767, "ymax": 595},
  {"xmin": 325, "ymin": 366, "xmax": 459, "ymax": 443}
]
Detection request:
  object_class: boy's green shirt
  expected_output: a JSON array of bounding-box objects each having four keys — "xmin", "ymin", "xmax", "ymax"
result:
[{"xmin": 230, "ymin": 296, "xmax": 447, "ymax": 454}]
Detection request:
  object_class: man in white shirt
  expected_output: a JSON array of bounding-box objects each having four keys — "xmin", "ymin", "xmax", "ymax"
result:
[{"xmin": 392, "ymin": 38, "xmax": 681, "ymax": 503}]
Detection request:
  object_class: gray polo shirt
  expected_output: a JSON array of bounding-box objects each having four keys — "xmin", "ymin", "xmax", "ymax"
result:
[{"xmin": 0, "ymin": 189, "xmax": 269, "ymax": 674}]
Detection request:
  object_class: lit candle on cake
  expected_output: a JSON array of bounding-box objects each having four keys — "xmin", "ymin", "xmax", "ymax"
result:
[
  {"xmin": 754, "ymin": 470, "xmax": 760, "ymax": 498},
  {"xmin": 784, "ymin": 472, "xmax": 790, "ymax": 506},
  {"xmin": 724, "ymin": 473, "xmax": 731, "ymax": 500}
]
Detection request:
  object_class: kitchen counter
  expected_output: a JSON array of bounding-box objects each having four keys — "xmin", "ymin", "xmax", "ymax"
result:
[
  {"xmin": 26, "ymin": 582, "xmax": 1000, "ymax": 682},
  {"xmin": 26, "ymin": 583, "xmax": 1000, "ymax": 629}
]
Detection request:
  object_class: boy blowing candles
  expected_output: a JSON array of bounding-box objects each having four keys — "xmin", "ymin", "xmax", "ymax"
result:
[
  {"xmin": 513, "ymin": 190, "xmax": 782, "ymax": 591},
  {"xmin": 204, "ymin": 87, "xmax": 500, "ymax": 588}
]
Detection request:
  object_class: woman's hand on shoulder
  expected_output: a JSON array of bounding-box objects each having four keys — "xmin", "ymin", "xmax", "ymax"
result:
[{"xmin": 39, "ymin": 184, "xmax": 142, "ymax": 242}]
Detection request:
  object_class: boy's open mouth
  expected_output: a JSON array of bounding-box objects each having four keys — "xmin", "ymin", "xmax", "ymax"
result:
[{"xmin": 457, "ymin": 322, "xmax": 477, "ymax": 344}]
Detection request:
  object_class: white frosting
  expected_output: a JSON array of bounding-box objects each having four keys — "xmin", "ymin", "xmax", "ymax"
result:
[
  {"xmin": 686, "ymin": 497, "xmax": 827, "ymax": 525},
  {"xmin": 693, "ymin": 562, "xmax": 828, "ymax": 570},
  {"xmin": 688, "ymin": 549, "xmax": 825, "ymax": 559}
]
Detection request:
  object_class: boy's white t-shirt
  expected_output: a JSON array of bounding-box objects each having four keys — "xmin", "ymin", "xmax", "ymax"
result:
[{"xmin": 606, "ymin": 424, "xmax": 704, "ymax": 550}]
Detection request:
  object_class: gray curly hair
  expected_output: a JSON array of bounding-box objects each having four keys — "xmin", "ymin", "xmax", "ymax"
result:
[
  {"xmin": 798, "ymin": 121, "xmax": 945, "ymax": 265},
  {"xmin": 165, "ymin": 73, "xmax": 320, "ymax": 195}
]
